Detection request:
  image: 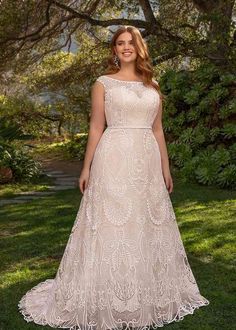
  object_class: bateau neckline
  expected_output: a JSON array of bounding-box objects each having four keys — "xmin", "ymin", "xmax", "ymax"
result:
[{"xmin": 103, "ymin": 75, "xmax": 143, "ymax": 83}]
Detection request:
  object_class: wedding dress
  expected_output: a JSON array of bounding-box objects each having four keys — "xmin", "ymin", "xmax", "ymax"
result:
[{"xmin": 18, "ymin": 75, "xmax": 209, "ymax": 329}]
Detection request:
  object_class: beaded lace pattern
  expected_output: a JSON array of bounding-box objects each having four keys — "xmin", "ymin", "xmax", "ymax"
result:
[{"xmin": 18, "ymin": 75, "xmax": 209, "ymax": 329}]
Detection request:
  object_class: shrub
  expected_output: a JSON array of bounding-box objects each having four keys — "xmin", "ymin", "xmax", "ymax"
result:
[
  {"xmin": 64, "ymin": 134, "xmax": 88, "ymax": 160},
  {"xmin": 0, "ymin": 119, "xmax": 41, "ymax": 183},
  {"xmin": 161, "ymin": 63, "xmax": 236, "ymax": 189},
  {"xmin": 0, "ymin": 145, "xmax": 41, "ymax": 183}
]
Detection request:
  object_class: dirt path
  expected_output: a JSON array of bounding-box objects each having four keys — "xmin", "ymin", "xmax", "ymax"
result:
[{"xmin": 38, "ymin": 154, "xmax": 84, "ymax": 177}]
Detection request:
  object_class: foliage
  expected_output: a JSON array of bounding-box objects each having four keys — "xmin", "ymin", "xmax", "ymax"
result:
[
  {"xmin": 0, "ymin": 0, "xmax": 235, "ymax": 76},
  {"xmin": 0, "ymin": 114, "xmax": 33, "ymax": 143},
  {"xmin": 6, "ymin": 146, "xmax": 41, "ymax": 183},
  {"xmin": 161, "ymin": 63, "xmax": 236, "ymax": 189},
  {"xmin": 0, "ymin": 119, "xmax": 41, "ymax": 183},
  {"xmin": 0, "ymin": 37, "xmax": 105, "ymax": 138},
  {"xmin": 0, "ymin": 95, "xmax": 53, "ymax": 138},
  {"xmin": 39, "ymin": 134, "xmax": 88, "ymax": 160},
  {"xmin": 0, "ymin": 143, "xmax": 41, "ymax": 183},
  {"xmin": 63, "ymin": 134, "xmax": 88, "ymax": 160}
]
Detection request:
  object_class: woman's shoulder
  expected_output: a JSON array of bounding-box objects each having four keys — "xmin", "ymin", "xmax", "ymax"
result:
[
  {"xmin": 95, "ymin": 74, "xmax": 119, "ymax": 89},
  {"xmin": 94, "ymin": 75, "xmax": 107, "ymax": 88},
  {"xmin": 96, "ymin": 75, "xmax": 106, "ymax": 81},
  {"xmin": 96, "ymin": 74, "xmax": 120, "ymax": 82},
  {"xmin": 152, "ymin": 78, "xmax": 159, "ymax": 86},
  {"xmin": 95, "ymin": 74, "xmax": 112, "ymax": 86}
]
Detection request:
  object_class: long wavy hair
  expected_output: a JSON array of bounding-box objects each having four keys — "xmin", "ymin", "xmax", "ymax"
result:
[{"xmin": 104, "ymin": 25, "xmax": 164, "ymax": 101}]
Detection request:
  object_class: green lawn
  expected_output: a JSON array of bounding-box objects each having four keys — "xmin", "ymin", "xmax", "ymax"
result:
[
  {"xmin": 0, "ymin": 175, "xmax": 54, "ymax": 199},
  {"xmin": 0, "ymin": 180, "xmax": 235, "ymax": 330}
]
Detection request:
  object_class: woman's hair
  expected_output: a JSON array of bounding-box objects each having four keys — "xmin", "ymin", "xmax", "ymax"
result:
[{"xmin": 104, "ymin": 25, "xmax": 164, "ymax": 100}]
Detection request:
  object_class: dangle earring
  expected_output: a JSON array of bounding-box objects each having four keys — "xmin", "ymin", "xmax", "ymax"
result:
[{"xmin": 113, "ymin": 54, "xmax": 120, "ymax": 68}]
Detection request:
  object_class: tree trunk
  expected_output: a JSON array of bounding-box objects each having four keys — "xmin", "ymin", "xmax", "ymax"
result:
[
  {"xmin": 193, "ymin": 0, "xmax": 235, "ymax": 67},
  {"xmin": 58, "ymin": 120, "xmax": 63, "ymax": 136}
]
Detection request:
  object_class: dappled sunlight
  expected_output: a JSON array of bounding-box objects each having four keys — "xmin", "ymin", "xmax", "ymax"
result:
[
  {"xmin": 0, "ymin": 190, "xmax": 80, "ymax": 278},
  {"xmin": 1, "ymin": 256, "xmax": 58, "ymax": 289},
  {"xmin": 174, "ymin": 196, "xmax": 236, "ymax": 267}
]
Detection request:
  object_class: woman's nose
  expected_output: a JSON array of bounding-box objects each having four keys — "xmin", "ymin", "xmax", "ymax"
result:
[{"xmin": 123, "ymin": 44, "xmax": 130, "ymax": 50}]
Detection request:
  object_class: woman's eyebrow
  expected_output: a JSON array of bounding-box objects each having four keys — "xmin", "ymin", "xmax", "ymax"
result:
[{"xmin": 117, "ymin": 39, "xmax": 133, "ymax": 42}]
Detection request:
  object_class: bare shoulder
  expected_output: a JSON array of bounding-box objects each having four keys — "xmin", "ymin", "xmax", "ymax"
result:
[{"xmin": 152, "ymin": 78, "xmax": 159, "ymax": 86}]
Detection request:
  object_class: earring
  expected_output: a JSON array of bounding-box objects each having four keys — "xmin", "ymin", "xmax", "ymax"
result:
[{"xmin": 113, "ymin": 54, "xmax": 120, "ymax": 68}]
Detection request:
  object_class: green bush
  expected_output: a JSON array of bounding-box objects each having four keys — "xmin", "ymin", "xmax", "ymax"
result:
[
  {"xmin": 161, "ymin": 63, "xmax": 236, "ymax": 189},
  {"xmin": 0, "ymin": 145, "xmax": 41, "ymax": 183},
  {"xmin": 0, "ymin": 119, "xmax": 41, "ymax": 183},
  {"xmin": 43, "ymin": 134, "xmax": 88, "ymax": 160},
  {"xmin": 64, "ymin": 134, "xmax": 88, "ymax": 160}
]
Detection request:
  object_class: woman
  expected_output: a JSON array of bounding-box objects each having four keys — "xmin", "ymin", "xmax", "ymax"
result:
[{"xmin": 19, "ymin": 25, "xmax": 209, "ymax": 330}]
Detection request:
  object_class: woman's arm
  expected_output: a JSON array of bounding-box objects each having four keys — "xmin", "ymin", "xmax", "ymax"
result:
[
  {"xmin": 82, "ymin": 81, "xmax": 106, "ymax": 171},
  {"xmin": 152, "ymin": 97, "xmax": 174, "ymax": 193},
  {"xmin": 79, "ymin": 81, "xmax": 105, "ymax": 193}
]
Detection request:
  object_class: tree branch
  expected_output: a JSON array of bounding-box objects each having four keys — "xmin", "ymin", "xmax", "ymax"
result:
[
  {"xmin": 138, "ymin": 0, "xmax": 157, "ymax": 24},
  {"xmin": 47, "ymin": 0, "xmax": 148, "ymax": 28}
]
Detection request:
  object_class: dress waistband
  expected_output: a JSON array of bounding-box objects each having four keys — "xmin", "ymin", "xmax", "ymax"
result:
[{"xmin": 107, "ymin": 126, "xmax": 152, "ymax": 129}]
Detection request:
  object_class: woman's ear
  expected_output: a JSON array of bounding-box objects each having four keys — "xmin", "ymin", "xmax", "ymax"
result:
[{"xmin": 113, "ymin": 45, "xmax": 117, "ymax": 55}]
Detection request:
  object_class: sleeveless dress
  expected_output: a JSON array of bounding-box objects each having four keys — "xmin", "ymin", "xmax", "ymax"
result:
[{"xmin": 18, "ymin": 75, "xmax": 209, "ymax": 329}]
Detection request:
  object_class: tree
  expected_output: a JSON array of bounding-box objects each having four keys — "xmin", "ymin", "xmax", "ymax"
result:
[{"xmin": 0, "ymin": 0, "xmax": 235, "ymax": 75}]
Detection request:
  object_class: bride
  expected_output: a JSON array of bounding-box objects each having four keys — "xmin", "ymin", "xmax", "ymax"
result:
[{"xmin": 19, "ymin": 25, "xmax": 209, "ymax": 330}]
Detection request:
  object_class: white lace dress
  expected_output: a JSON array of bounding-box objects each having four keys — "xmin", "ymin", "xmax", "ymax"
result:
[{"xmin": 18, "ymin": 75, "xmax": 210, "ymax": 329}]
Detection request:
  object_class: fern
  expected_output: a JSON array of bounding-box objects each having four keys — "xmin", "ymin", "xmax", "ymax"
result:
[
  {"xmin": 208, "ymin": 85, "xmax": 229, "ymax": 102},
  {"xmin": 229, "ymin": 143, "xmax": 236, "ymax": 161},
  {"xmin": 179, "ymin": 158, "xmax": 199, "ymax": 182},
  {"xmin": 184, "ymin": 90, "xmax": 200, "ymax": 105},
  {"xmin": 213, "ymin": 148, "xmax": 231, "ymax": 166},
  {"xmin": 175, "ymin": 112, "xmax": 185, "ymax": 126},
  {"xmin": 160, "ymin": 64, "xmax": 235, "ymax": 189},
  {"xmin": 219, "ymin": 105, "xmax": 232, "ymax": 119},
  {"xmin": 197, "ymin": 97, "xmax": 212, "ymax": 113},
  {"xmin": 193, "ymin": 63, "xmax": 218, "ymax": 83},
  {"xmin": 186, "ymin": 108, "xmax": 201, "ymax": 121},
  {"xmin": 216, "ymin": 165, "xmax": 236, "ymax": 189},
  {"xmin": 209, "ymin": 127, "xmax": 220, "ymax": 141},
  {"xmin": 167, "ymin": 143, "xmax": 192, "ymax": 167},
  {"xmin": 163, "ymin": 117, "xmax": 173, "ymax": 132},
  {"xmin": 165, "ymin": 100, "xmax": 178, "ymax": 115},
  {"xmin": 169, "ymin": 89, "xmax": 183, "ymax": 101},
  {"xmin": 220, "ymin": 73, "xmax": 235, "ymax": 85},
  {"xmin": 193, "ymin": 150, "xmax": 220, "ymax": 185},
  {"xmin": 228, "ymin": 99, "xmax": 236, "ymax": 114},
  {"xmin": 221, "ymin": 124, "xmax": 236, "ymax": 139},
  {"xmin": 195, "ymin": 165, "xmax": 221, "ymax": 186},
  {"xmin": 179, "ymin": 128, "xmax": 194, "ymax": 144},
  {"xmin": 193, "ymin": 82, "xmax": 209, "ymax": 95}
]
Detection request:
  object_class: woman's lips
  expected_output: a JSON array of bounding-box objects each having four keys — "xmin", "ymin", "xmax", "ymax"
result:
[{"xmin": 122, "ymin": 52, "xmax": 132, "ymax": 57}]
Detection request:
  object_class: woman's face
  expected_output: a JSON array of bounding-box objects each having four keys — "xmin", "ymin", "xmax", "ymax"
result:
[{"xmin": 114, "ymin": 31, "xmax": 137, "ymax": 65}]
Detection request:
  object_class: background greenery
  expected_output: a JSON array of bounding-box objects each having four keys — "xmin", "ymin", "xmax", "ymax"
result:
[{"xmin": 161, "ymin": 64, "xmax": 236, "ymax": 189}]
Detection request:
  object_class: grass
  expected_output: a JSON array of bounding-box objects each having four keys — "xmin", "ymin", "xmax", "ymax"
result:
[
  {"xmin": 0, "ymin": 179, "xmax": 235, "ymax": 330},
  {"xmin": 0, "ymin": 175, "xmax": 54, "ymax": 198}
]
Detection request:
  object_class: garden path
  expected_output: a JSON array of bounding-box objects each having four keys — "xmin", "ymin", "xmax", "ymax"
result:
[{"xmin": 0, "ymin": 156, "xmax": 83, "ymax": 206}]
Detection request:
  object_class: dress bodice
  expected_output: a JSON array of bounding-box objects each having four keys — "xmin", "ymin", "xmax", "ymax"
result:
[{"xmin": 96, "ymin": 75, "xmax": 160, "ymax": 128}]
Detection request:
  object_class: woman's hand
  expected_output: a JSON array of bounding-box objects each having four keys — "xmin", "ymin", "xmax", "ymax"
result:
[
  {"xmin": 77, "ymin": 168, "xmax": 90, "ymax": 194},
  {"xmin": 163, "ymin": 170, "xmax": 174, "ymax": 194}
]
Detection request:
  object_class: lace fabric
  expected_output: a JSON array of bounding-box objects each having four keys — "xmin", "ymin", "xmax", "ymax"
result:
[{"xmin": 18, "ymin": 75, "xmax": 209, "ymax": 329}]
